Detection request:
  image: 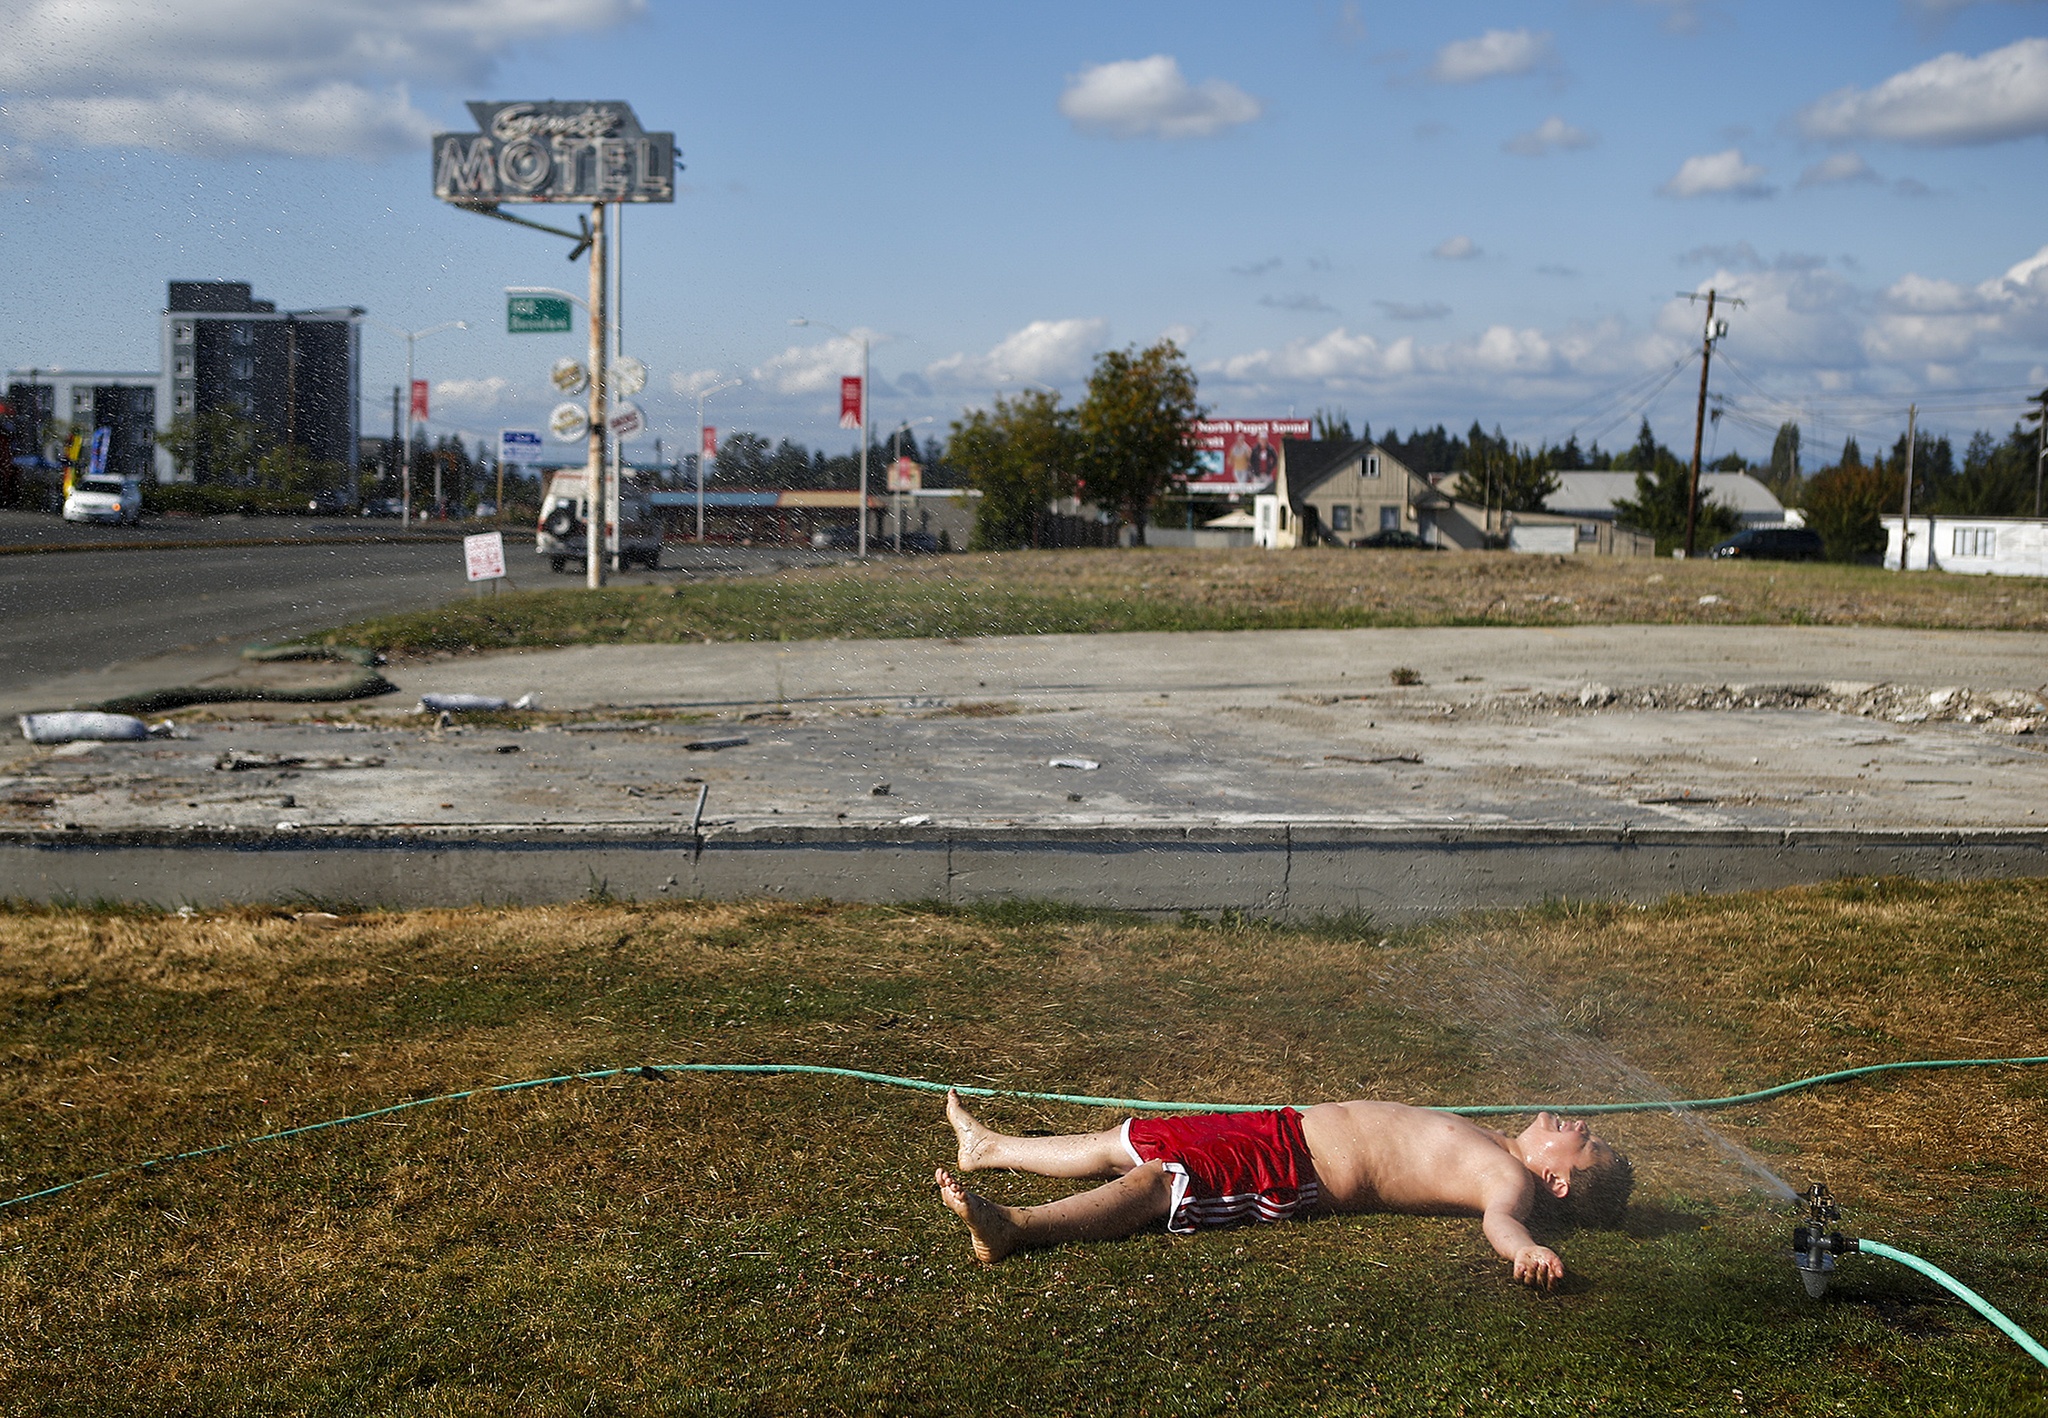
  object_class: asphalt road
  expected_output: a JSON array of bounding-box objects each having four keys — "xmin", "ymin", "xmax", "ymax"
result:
[{"xmin": 0, "ymin": 538, "xmax": 843, "ymax": 696}]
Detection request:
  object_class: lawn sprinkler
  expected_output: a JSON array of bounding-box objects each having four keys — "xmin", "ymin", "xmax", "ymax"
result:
[
  {"xmin": 1789, "ymin": 1181, "xmax": 1856, "ymax": 1299},
  {"xmin": 1787, "ymin": 1180, "xmax": 2048, "ymax": 1370}
]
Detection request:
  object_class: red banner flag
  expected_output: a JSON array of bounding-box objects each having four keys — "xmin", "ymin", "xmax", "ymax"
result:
[
  {"xmin": 410, "ymin": 380, "xmax": 430, "ymax": 421},
  {"xmin": 839, "ymin": 376, "xmax": 863, "ymax": 430},
  {"xmin": 701, "ymin": 426, "xmax": 717, "ymax": 458}
]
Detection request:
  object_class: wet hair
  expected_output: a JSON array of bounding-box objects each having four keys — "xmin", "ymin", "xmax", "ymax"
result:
[{"xmin": 1534, "ymin": 1148, "xmax": 1635, "ymax": 1228}]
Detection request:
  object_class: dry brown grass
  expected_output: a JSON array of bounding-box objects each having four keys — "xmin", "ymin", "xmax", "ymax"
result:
[{"xmin": 0, "ymin": 886, "xmax": 2043, "ymax": 1413}]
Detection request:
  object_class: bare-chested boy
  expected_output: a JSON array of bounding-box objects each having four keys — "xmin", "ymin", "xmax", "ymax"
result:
[{"xmin": 935, "ymin": 1091, "xmax": 1632, "ymax": 1289}]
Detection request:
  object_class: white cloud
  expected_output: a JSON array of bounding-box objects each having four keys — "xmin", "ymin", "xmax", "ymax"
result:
[
  {"xmin": 1797, "ymin": 38, "xmax": 2048, "ymax": 146},
  {"xmin": 1798, "ymin": 152, "xmax": 1881, "ymax": 187},
  {"xmin": 1504, "ymin": 116, "xmax": 1595, "ymax": 156},
  {"xmin": 1660, "ymin": 148, "xmax": 1773, "ymax": 198},
  {"xmin": 1059, "ymin": 56, "xmax": 1260, "ymax": 139},
  {"xmin": 751, "ymin": 331, "xmax": 878, "ymax": 397},
  {"xmin": 0, "ymin": 141, "xmax": 45, "ymax": 187},
  {"xmin": 1428, "ymin": 29, "xmax": 1555, "ymax": 84},
  {"xmin": 1432, "ymin": 235, "xmax": 1481, "ymax": 260},
  {"xmin": 669, "ymin": 369, "xmax": 739, "ymax": 399},
  {"xmin": 1863, "ymin": 243, "xmax": 2048, "ymax": 362},
  {"xmin": 924, "ymin": 318, "xmax": 1109, "ymax": 389},
  {"xmin": 0, "ymin": 0, "xmax": 643, "ymax": 160},
  {"xmin": 434, "ymin": 376, "xmax": 510, "ymax": 409}
]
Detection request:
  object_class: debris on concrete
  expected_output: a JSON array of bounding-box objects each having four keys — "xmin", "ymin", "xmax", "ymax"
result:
[
  {"xmin": 1326, "ymin": 752, "xmax": 1423, "ymax": 766},
  {"xmin": 19, "ymin": 711, "xmax": 151, "ymax": 744},
  {"xmin": 1048, "ymin": 757, "xmax": 1100, "ymax": 771},
  {"xmin": 870, "ymin": 782, "xmax": 892, "ymax": 796},
  {"xmin": 898, "ymin": 814, "xmax": 932, "ymax": 826},
  {"xmin": 215, "ymin": 750, "xmax": 385, "ymax": 772},
  {"xmin": 418, "ymin": 692, "xmax": 540, "ymax": 714},
  {"xmin": 684, "ymin": 734, "xmax": 749, "ymax": 752}
]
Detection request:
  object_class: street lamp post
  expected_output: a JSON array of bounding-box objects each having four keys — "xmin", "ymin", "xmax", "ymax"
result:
[
  {"xmin": 695, "ymin": 378, "xmax": 740, "ymax": 543},
  {"xmin": 363, "ymin": 318, "xmax": 467, "ymax": 529},
  {"xmin": 887, "ymin": 416, "xmax": 934, "ymax": 552},
  {"xmin": 791, "ymin": 318, "xmax": 870, "ymax": 556}
]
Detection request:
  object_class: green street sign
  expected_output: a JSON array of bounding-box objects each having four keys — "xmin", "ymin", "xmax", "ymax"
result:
[{"xmin": 508, "ymin": 295, "xmax": 572, "ymax": 334}]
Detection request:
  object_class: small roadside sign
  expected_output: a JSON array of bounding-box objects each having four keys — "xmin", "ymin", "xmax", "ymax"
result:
[
  {"xmin": 509, "ymin": 295, "xmax": 573, "ymax": 333},
  {"xmin": 549, "ymin": 402, "xmax": 589, "ymax": 441},
  {"xmin": 499, "ymin": 428, "xmax": 543, "ymax": 467},
  {"xmin": 608, "ymin": 401, "xmax": 646, "ymax": 441},
  {"xmin": 465, "ymin": 531, "xmax": 507, "ymax": 582}
]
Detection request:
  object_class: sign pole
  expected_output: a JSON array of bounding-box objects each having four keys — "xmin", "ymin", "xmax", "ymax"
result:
[
  {"xmin": 608, "ymin": 201, "xmax": 623, "ymax": 573},
  {"xmin": 586, "ymin": 201, "xmax": 608, "ymax": 590}
]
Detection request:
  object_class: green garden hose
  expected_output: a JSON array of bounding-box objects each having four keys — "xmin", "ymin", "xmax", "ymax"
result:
[
  {"xmin": 1855, "ymin": 1240, "xmax": 2048, "ymax": 1372},
  {"xmin": 5, "ymin": 1054, "xmax": 2044, "ymax": 1212}
]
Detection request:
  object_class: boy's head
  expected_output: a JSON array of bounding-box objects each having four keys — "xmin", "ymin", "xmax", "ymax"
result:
[{"xmin": 1518, "ymin": 1112, "xmax": 1635, "ymax": 1227}]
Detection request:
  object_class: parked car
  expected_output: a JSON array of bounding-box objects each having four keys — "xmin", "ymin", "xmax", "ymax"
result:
[
  {"xmin": 62, "ymin": 474, "xmax": 143, "ymax": 525},
  {"xmin": 360, "ymin": 497, "xmax": 405, "ymax": 518},
  {"xmin": 1709, "ymin": 527, "xmax": 1824, "ymax": 561},
  {"xmin": 306, "ymin": 491, "xmax": 352, "ymax": 515},
  {"xmin": 892, "ymin": 531, "xmax": 941, "ymax": 553},
  {"xmin": 536, "ymin": 471, "xmax": 663, "ymax": 571},
  {"xmin": 810, "ymin": 524, "xmax": 862, "ymax": 550},
  {"xmin": 1352, "ymin": 528, "xmax": 1436, "ymax": 550}
]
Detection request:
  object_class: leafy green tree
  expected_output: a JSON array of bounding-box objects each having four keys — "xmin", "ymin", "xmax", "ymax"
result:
[
  {"xmin": 1076, "ymin": 340, "xmax": 1203, "ymax": 542},
  {"xmin": 1450, "ymin": 427, "xmax": 1559, "ymax": 513},
  {"xmin": 950, "ymin": 389, "xmax": 1080, "ymax": 550},
  {"xmin": 1803, "ymin": 461, "xmax": 1898, "ymax": 562},
  {"xmin": 158, "ymin": 408, "xmax": 262, "ymax": 483}
]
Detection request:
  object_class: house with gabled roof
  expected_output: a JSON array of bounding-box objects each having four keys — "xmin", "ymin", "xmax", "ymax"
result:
[{"xmin": 1257, "ymin": 437, "xmax": 1459, "ymax": 547}]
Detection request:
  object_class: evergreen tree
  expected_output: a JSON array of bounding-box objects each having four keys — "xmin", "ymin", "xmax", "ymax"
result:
[
  {"xmin": 1611, "ymin": 419, "xmax": 1738, "ymax": 554},
  {"xmin": 715, "ymin": 431, "xmax": 772, "ymax": 484},
  {"xmin": 1767, "ymin": 421, "xmax": 1802, "ymax": 499}
]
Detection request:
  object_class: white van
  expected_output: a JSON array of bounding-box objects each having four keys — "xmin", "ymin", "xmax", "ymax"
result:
[
  {"xmin": 63, "ymin": 475, "xmax": 144, "ymax": 525},
  {"xmin": 535, "ymin": 470, "xmax": 664, "ymax": 572}
]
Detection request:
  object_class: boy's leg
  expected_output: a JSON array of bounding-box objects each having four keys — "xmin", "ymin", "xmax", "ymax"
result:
[
  {"xmin": 935, "ymin": 1162, "xmax": 1177, "ymax": 1263},
  {"xmin": 947, "ymin": 1089, "xmax": 1131, "ymax": 1179}
]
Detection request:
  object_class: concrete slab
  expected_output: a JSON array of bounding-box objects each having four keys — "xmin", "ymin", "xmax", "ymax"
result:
[{"xmin": 3, "ymin": 627, "xmax": 2044, "ymax": 915}]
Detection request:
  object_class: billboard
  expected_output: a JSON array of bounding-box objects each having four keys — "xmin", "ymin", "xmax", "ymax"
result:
[
  {"xmin": 434, "ymin": 101, "xmax": 675, "ymax": 205},
  {"xmin": 1185, "ymin": 418, "xmax": 1312, "ymax": 495}
]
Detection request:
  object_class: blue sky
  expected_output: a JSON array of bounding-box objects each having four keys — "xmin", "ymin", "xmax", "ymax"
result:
[{"xmin": 5, "ymin": 0, "xmax": 2047, "ymax": 468}]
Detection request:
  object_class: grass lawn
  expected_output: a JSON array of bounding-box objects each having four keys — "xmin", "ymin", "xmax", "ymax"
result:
[
  {"xmin": 2, "ymin": 881, "xmax": 2044, "ymax": 1415},
  {"xmin": 321, "ymin": 549, "xmax": 2048, "ymax": 657}
]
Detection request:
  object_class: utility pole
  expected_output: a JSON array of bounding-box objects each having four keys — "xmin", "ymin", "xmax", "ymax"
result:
[
  {"xmin": 1898, "ymin": 403, "xmax": 1917, "ymax": 572},
  {"xmin": 2030, "ymin": 387, "xmax": 2047, "ymax": 519},
  {"xmin": 1678, "ymin": 288, "xmax": 1743, "ymax": 558}
]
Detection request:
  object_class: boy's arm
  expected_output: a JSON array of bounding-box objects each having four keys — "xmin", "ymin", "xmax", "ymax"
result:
[{"xmin": 1478, "ymin": 1178, "xmax": 1563, "ymax": 1290}]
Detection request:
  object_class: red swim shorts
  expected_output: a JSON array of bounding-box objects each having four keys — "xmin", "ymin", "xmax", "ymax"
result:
[{"xmin": 1122, "ymin": 1108, "xmax": 1321, "ymax": 1234}]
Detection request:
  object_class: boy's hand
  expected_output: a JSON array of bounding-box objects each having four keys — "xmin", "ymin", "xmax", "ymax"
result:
[{"xmin": 1513, "ymin": 1245, "xmax": 1563, "ymax": 1290}]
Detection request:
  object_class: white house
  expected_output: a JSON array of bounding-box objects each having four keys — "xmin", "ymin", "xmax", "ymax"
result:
[{"xmin": 1883, "ymin": 515, "xmax": 2048, "ymax": 577}]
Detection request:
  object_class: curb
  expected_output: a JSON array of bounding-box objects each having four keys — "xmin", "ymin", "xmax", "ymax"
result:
[{"xmin": 6, "ymin": 822, "xmax": 2044, "ymax": 921}]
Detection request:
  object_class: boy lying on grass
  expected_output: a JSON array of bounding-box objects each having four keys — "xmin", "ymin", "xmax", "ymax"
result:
[{"xmin": 936, "ymin": 1091, "xmax": 1632, "ymax": 1289}]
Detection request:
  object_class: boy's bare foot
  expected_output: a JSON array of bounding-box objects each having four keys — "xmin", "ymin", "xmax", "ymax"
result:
[
  {"xmin": 935, "ymin": 1166, "xmax": 1021, "ymax": 1263},
  {"xmin": 945, "ymin": 1088, "xmax": 992, "ymax": 1171}
]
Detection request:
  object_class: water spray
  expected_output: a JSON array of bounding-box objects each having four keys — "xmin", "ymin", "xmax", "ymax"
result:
[{"xmin": 1790, "ymin": 1180, "xmax": 2048, "ymax": 1371}]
